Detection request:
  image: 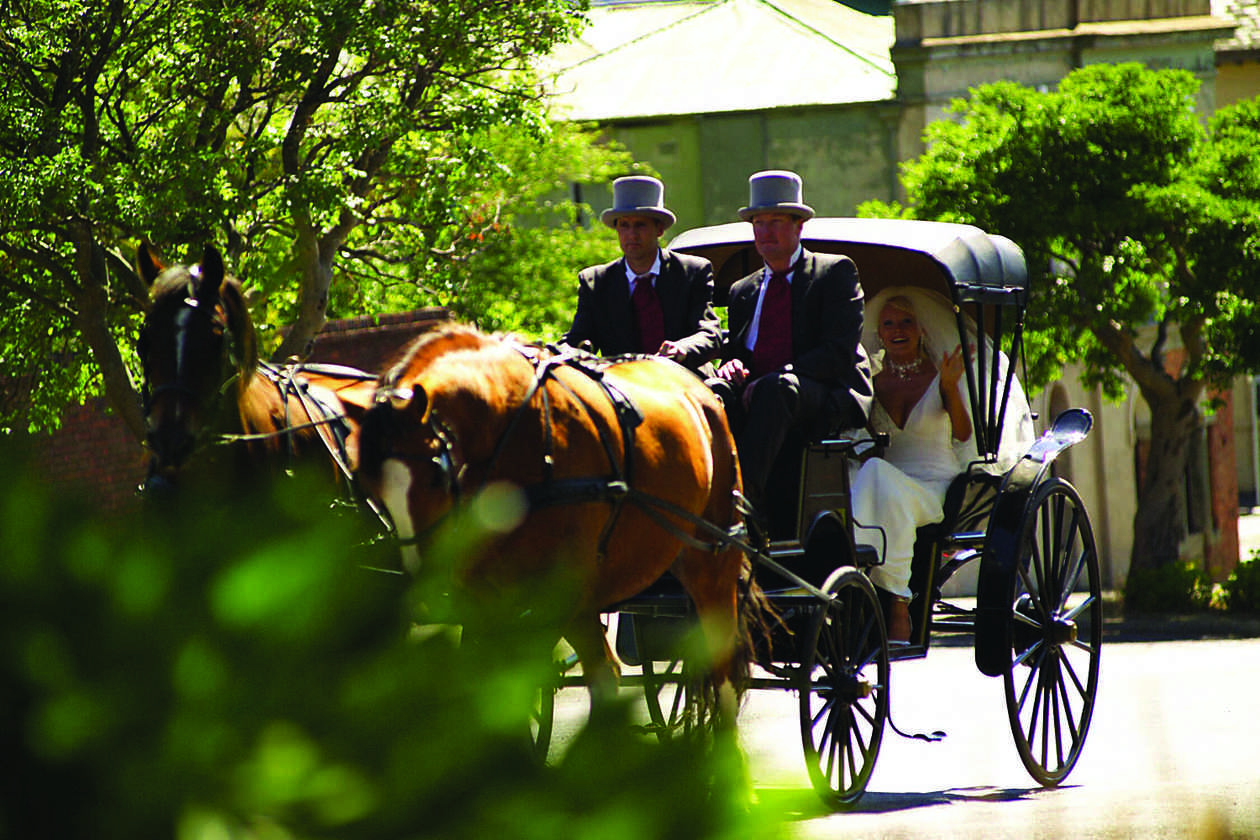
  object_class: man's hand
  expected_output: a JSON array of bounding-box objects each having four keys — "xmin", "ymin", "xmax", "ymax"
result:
[
  {"xmin": 658, "ymin": 340, "xmax": 684, "ymax": 360},
  {"xmin": 715, "ymin": 358, "xmax": 748, "ymax": 385}
]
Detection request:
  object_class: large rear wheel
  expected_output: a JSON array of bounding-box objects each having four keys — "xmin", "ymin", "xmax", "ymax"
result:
[
  {"xmin": 1004, "ymin": 477, "xmax": 1102, "ymax": 786},
  {"xmin": 799, "ymin": 567, "xmax": 889, "ymax": 806}
]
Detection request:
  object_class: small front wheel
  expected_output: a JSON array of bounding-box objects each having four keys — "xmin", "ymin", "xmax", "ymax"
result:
[
  {"xmin": 799, "ymin": 567, "xmax": 889, "ymax": 806},
  {"xmin": 1004, "ymin": 477, "xmax": 1102, "ymax": 786}
]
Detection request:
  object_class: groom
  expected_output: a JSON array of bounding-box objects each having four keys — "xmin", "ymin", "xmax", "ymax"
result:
[{"xmin": 709, "ymin": 170, "xmax": 873, "ymax": 521}]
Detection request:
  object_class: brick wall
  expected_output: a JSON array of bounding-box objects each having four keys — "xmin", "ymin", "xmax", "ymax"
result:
[{"xmin": 27, "ymin": 400, "xmax": 148, "ymax": 516}]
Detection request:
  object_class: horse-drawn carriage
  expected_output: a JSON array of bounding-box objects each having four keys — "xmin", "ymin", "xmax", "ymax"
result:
[
  {"xmin": 546, "ymin": 217, "xmax": 1102, "ymax": 804},
  {"xmin": 137, "ymin": 218, "xmax": 1101, "ymax": 808}
]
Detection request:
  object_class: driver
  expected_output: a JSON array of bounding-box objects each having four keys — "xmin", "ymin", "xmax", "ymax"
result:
[{"xmin": 708, "ymin": 170, "xmax": 873, "ymax": 534}]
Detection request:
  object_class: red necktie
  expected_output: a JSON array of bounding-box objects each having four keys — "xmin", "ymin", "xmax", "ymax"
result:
[
  {"xmin": 632, "ymin": 274, "xmax": 665, "ymax": 354},
  {"xmin": 751, "ymin": 270, "xmax": 792, "ymax": 378}
]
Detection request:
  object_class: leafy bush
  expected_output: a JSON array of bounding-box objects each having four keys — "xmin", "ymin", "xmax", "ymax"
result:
[
  {"xmin": 0, "ymin": 443, "xmax": 766, "ymax": 839},
  {"xmin": 1123, "ymin": 560, "xmax": 1211, "ymax": 613},
  {"xmin": 1223, "ymin": 554, "xmax": 1260, "ymax": 614}
]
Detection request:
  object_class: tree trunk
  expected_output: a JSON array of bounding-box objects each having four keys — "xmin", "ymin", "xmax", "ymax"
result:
[
  {"xmin": 273, "ymin": 230, "xmax": 331, "ymax": 363},
  {"xmin": 1130, "ymin": 392, "xmax": 1202, "ymax": 571},
  {"xmin": 74, "ymin": 238, "xmax": 146, "ymax": 444}
]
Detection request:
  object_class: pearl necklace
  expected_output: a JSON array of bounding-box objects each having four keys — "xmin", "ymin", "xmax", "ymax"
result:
[{"xmin": 885, "ymin": 356, "xmax": 927, "ymax": 380}]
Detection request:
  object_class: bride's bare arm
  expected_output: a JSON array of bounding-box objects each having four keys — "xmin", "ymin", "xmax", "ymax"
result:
[{"xmin": 939, "ymin": 345, "xmax": 972, "ymax": 443}]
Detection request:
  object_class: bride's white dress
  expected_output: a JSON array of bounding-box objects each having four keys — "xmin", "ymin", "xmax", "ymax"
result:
[{"xmin": 855, "ymin": 374, "xmax": 962, "ymax": 598}]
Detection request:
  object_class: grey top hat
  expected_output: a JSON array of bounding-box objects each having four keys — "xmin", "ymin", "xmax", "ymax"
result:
[
  {"xmin": 600, "ymin": 176, "xmax": 676, "ymax": 229},
  {"xmin": 738, "ymin": 170, "xmax": 815, "ymax": 221}
]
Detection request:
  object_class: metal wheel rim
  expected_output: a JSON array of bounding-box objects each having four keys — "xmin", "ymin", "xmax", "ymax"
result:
[
  {"xmin": 1003, "ymin": 478, "xmax": 1102, "ymax": 786},
  {"xmin": 799, "ymin": 568, "xmax": 890, "ymax": 805}
]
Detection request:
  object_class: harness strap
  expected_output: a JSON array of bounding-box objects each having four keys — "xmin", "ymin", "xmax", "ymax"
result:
[
  {"xmin": 541, "ymin": 353, "xmax": 646, "ymax": 561},
  {"xmin": 255, "ymin": 362, "xmax": 395, "ymax": 532},
  {"xmin": 422, "ymin": 344, "xmax": 749, "ymax": 565}
]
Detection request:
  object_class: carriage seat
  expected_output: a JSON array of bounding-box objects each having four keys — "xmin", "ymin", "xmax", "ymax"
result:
[{"xmin": 754, "ymin": 429, "xmax": 881, "ymax": 589}]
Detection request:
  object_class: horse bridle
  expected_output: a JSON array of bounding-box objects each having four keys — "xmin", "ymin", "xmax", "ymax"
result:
[
  {"xmin": 142, "ymin": 286, "xmax": 350, "ymax": 472},
  {"xmin": 140, "ymin": 277, "xmax": 241, "ymax": 456}
]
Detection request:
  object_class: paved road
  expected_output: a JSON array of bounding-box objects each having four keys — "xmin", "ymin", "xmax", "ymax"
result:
[
  {"xmin": 738, "ymin": 637, "xmax": 1260, "ymax": 839},
  {"xmin": 553, "ymin": 635, "xmax": 1260, "ymax": 837}
]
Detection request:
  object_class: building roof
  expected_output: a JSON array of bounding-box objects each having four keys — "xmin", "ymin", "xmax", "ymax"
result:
[{"xmin": 541, "ymin": 0, "xmax": 896, "ymax": 122}]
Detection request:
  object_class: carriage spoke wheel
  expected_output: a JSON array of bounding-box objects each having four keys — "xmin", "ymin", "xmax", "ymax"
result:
[
  {"xmin": 1004, "ymin": 477, "xmax": 1102, "ymax": 787},
  {"xmin": 641, "ymin": 656, "xmax": 708, "ymax": 741},
  {"xmin": 799, "ymin": 567, "xmax": 889, "ymax": 806},
  {"xmin": 531, "ymin": 650, "xmax": 576, "ymax": 763}
]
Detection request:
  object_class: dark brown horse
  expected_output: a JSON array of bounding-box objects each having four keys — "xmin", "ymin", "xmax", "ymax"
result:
[
  {"xmin": 355, "ymin": 323, "xmax": 764, "ymax": 732},
  {"xmin": 137, "ymin": 243, "xmax": 377, "ymax": 496}
]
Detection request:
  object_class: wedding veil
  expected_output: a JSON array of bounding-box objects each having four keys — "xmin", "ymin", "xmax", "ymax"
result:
[{"xmin": 862, "ymin": 285, "xmax": 1035, "ymax": 473}]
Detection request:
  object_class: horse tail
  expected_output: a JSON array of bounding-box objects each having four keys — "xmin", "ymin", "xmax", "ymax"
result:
[{"xmin": 731, "ymin": 554, "xmax": 777, "ymax": 698}]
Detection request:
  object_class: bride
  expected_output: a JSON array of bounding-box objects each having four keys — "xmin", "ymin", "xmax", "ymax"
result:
[{"xmin": 852, "ymin": 286, "xmax": 1033, "ymax": 643}]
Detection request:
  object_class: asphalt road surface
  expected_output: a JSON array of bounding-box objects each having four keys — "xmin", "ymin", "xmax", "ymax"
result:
[
  {"xmin": 553, "ymin": 634, "xmax": 1260, "ymax": 838},
  {"xmin": 742, "ymin": 636, "xmax": 1260, "ymax": 838}
]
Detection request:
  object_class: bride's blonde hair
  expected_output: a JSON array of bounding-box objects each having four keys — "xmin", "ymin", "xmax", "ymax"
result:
[{"xmin": 879, "ymin": 294, "xmax": 933, "ymax": 363}]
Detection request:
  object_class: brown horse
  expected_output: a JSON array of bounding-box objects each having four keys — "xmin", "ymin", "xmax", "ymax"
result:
[
  {"xmin": 137, "ymin": 243, "xmax": 377, "ymax": 496},
  {"xmin": 355, "ymin": 323, "xmax": 764, "ymax": 732}
]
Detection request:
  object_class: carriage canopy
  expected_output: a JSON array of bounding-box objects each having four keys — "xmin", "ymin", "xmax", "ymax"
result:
[
  {"xmin": 668, "ymin": 217, "xmax": 1027, "ymax": 327},
  {"xmin": 669, "ymin": 217, "xmax": 1032, "ymax": 465}
]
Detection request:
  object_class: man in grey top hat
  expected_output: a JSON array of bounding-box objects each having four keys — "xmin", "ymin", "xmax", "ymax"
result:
[
  {"xmin": 562, "ymin": 175, "xmax": 722, "ymax": 373},
  {"xmin": 710, "ymin": 170, "xmax": 873, "ymax": 529}
]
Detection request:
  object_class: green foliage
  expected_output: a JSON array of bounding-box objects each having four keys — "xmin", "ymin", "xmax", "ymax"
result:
[
  {"xmin": 0, "ymin": 0, "xmax": 624, "ymax": 436},
  {"xmin": 1124, "ymin": 560, "xmax": 1211, "ymax": 613},
  {"xmin": 867, "ymin": 63, "xmax": 1260, "ymax": 394},
  {"xmin": 0, "ymin": 442, "xmax": 768, "ymax": 839},
  {"xmin": 347, "ymin": 121, "xmax": 637, "ymax": 341},
  {"xmin": 863, "ymin": 63, "xmax": 1260, "ymax": 569},
  {"xmin": 1223, "ymin": 554, "xmax": 1260, "ymax": 614}
]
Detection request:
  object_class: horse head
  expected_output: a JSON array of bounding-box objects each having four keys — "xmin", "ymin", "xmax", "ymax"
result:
[
  {"xmin": 137, "ymin": 242, "xmax": 258, "ymax": 487},
  {"xmin": 356, "ymin": 325, "xmax": 515, "ymax": 566}
]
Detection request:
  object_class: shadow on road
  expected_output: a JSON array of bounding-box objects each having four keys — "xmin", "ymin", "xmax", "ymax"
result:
[{"xmin": 752, "ymin": 783, "xmax": 1057, "ymax": 821}]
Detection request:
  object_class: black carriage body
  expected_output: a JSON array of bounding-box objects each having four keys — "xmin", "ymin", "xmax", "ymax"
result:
[{"xmin": 597, "ymin": 218, "xmax": 1102, "ymax": 803}]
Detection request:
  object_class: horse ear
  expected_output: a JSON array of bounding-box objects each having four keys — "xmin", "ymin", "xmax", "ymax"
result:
[
  {"xmin": 196, "ymin": 244, "xmax": 225, "ymax": 308},
  {"xmin": 219, "ymin": 278, "xmax": 258, "ymax": 373},
  {"xmin": 137, "ymin": 242, "xmax": 164, "ymax": 287}
]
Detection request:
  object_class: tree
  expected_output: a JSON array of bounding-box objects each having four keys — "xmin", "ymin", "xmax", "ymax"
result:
[
  {"xmin": 0, "ymin": 0, "xmax": 626, "ymax": 439},
  {"xmin": 861, "ymin": 63, "xmax": 1260, "ymax": 574}
]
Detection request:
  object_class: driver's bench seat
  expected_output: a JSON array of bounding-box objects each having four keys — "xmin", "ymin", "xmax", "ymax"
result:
[{"xmin": 755, "ymin": 431, "xmax": 881, "ymax": 590}]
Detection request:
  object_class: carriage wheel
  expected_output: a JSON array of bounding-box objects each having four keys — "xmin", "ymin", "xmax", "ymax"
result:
[
  {"xmin": 799, "ymin": 567, "xmax": 890, "ymax": 806},
  {"xmin": 530, "ymin": 649, "xmax": 577, "ymax": 763},
  {"xmin": 1003, "ymin": 477, "xmax": 1102, "ymax": 786},
  {"xmin": 641, "ymin": 656, "xmax": 707, "ymax": 740}
]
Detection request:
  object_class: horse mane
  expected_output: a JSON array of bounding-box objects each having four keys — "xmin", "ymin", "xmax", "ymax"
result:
[{"xmin": 379, "ymin": 322, "xmax": 497, "ymax": 390}]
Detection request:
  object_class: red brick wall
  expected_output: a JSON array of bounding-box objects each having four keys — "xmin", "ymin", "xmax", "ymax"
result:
[
  {"xmin": 304, "ymin": 308, "xmax": 451, "ymax": 372},
  {"xmin": 28, "ymin": 401, "xmax": 148, "ymax": 516}
]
